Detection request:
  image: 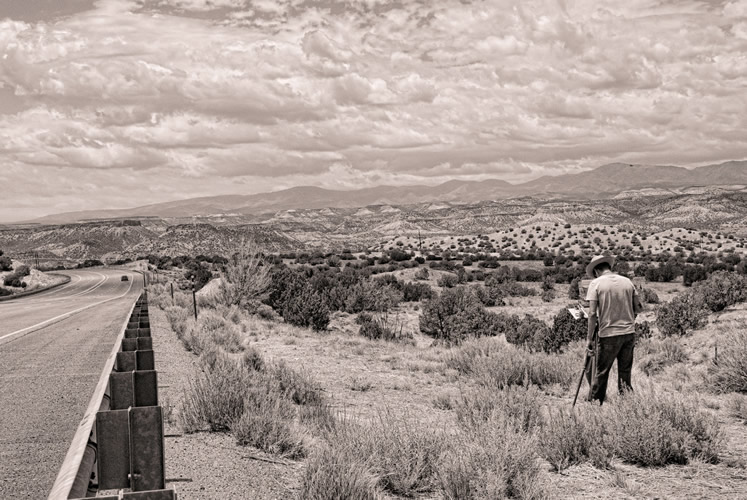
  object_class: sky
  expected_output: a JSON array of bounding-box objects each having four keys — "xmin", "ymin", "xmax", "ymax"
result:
[{"xmin": 0, "ymin": 0, "xmax": 746, "ymax": 222}]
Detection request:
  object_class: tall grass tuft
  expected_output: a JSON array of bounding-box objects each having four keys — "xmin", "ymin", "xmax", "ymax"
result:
[
  {"xmin": 455, "ymin": 385, "xmax": 543, "ymax": 433},
  {"xmin": 445, "ymin": 337, "xmax": 577, "ymax": 389},
  {"xmin": 727, "ymin": 394, "xmax": 747, "ymax": 423},
  {"xmin": 270, "ymin": 360, "xmax": 324, "ymax": 406},
  {"xmin": 604, "ymin": 386, "xmax": 722, "ymax": 465},
  {"xmin": 540, "ymin": 407, "xmax": 611, "ymax": 471},
  {"xmin": 439, "ymin": 384, "xmax": 548, "ymax": 499},
  {"xmin": 180, "ymin": 354, "xmax": 248, "ymax": 432},
  {"xmin": 368, "ymin": 413, "xmax": 444, "ymax": 496},
  {"xmin": 165, "ymin": 305, "xmax": 189, "ymax": 338},
  {"xmin": 637, "ymin": 337, "xmax": 688, "ymax": 376},
  {"xmin": 180, "ymin": 348, "xmax": 330, "ymax": 459},
  {"xmin": 299, "ymin": 443, "xmax": 383, "ymax": 500},
  {"xmin": 232, "ymin": 387, "xmax": 306, "ymax": 458},
  {"xmin": 438, "ymin": 425, "xmax": 547, "ymax": 500},
  {"xmin": 541, "ymin": 384, "xmax": 723, "ymax": 469},
  {"xmin": 300, "ymin": 413, "xmax": 445, "ymax": 498},
  {"xmin": 709, "ymin": 330, "xmax": 747, "ymax": 393},
  {"xmin": 184, "ymin": 309, "xmax": 244, "ymax": 354}
]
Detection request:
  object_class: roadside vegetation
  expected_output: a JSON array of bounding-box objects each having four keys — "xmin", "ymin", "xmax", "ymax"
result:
[{"xmin": 145, "ymin": 232, "xmax": 747, "ymax": 499}]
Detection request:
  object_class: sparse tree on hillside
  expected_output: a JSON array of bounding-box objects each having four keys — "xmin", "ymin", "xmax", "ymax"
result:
[
  {"xmin": 0, "ymin": 254, "xmax": 12, "ymax": 272},
  {"xmin": 219, "ymin": 239, "xmax": 271, "ymax": 310}
]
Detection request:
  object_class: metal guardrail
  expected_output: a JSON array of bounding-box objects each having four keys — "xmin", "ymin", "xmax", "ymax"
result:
[{"xmin": 48, "ymin": 291, "xmax": 176, "ymax": 499}]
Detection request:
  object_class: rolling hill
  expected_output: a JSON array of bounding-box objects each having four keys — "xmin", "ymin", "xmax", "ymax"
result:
[{"xmin": 2, "ymin": 192, "xmax": 746, "ymax": 261}]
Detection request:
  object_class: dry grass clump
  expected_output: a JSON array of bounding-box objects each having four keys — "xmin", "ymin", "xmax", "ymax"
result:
[
  {"xmin": 432, "ymin": 392, "xmax": 454, "ymax": 410},
  {"xmin": 270, "ymin": 360, "xmax": 324, "ymax": 406},
  {"xmin": 300, "ymin": 413, "xmax": 445, "ymax": 498},
  {"xmin": 606, "ymin": 386, "xmax": 722, "ymax": 465},
  {"xmin": 166, "ymin": 306, "xmax": 245, "ymax": 354},
  {"xmin": 440, "ymin": 385, "xmax": 549, "ymax": 499},
  {"xmin": 454, "ymin": 385, "xmax": 544, "ymax": 433},
  {"xmin": 366, "ymin": 415, "xmax": 444, "ymax": 495},
  {"xmin": 233, "ymin": 385, "xmax": 306, "ymax": 458},
  {"xmin": 164, "ymin": 305, "xmax": 189, "ymax": 338},
  {"xmin": 147, "ymin": 283, "xmax": 174, "ymax": 310},
  {"xmin": 445, "ymin": 337, "xmax": 577, "ymax": 389},
  {"xmin": 180, "ymin": 348, "xmax": 329, "ymax": 459},
  {"xmin": 540, "ymin": 385, "xmax": 723, "ymax": 469},
  {"xmin": 709, "ymin": 330, "xmax": 747, "ymax": 393},
  {"xmin": 190, "ymin": 309, "xmax": 244, "ymax": 353},
  {"xmin": 637, "ymin": 337, "xmax": 688, "ymax": 376},
  {"xmin": 540, "ymin": 407, "xmax": 612, "ymax": 471},
  {"xmin": 727, "ymin": 394, "xmax": 747, "ymax": 424},
  {"xmin": 438, "ymin": 426, "xmax": 546, "ymax": 500},
  {"xmin": 300, "ymin": 403, "xmax": 550, "ymax": 499},
  {"xmin": 356, "ymin": 311, "xmax": 414, "ymax": 342},
  {"xmin": 152, "ymin": 284, "xmax": 192, "ymax": 310},
  {"xmin": 181, "ymin": 352, "xmax": 249, "ymax": 432},
  {"xmin": 300, "ymin": 440, "xmax": 382, "ymax": 500}
]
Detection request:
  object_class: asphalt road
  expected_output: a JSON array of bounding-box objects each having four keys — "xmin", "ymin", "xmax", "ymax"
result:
[{"xmin": 0, "ymin": 268, "xmax": 142, "ymax": 498}]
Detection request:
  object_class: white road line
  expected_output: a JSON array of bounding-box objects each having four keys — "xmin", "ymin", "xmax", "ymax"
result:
[
  {"xmin": 31, "ymin": 273, "xmax": 82, "ymax": 298},
  {"xmin": 10, "ymin": 272, "xmax": 109, "ymax": 309},
  {"xmin": 67, "ymin": 272, "xmax": 108, "ymax": 298},
  {"xmin": 0, "ymin": 277, "xmax": 135, "ymax": 342}
]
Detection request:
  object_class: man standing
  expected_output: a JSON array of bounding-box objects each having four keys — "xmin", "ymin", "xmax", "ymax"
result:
[{"xmin": 585, "ymin": 255, "xmax": 643, "ymax": 404}]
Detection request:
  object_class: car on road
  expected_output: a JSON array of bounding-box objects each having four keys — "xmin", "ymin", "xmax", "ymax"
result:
[{"xmin": 121, "ymin": 275, "xmax": 129, "ymax": 281}]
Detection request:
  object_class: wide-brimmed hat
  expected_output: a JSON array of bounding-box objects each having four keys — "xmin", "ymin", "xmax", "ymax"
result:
[{"xmin": 586, "ymin": 255, "xmax": 615, "ymax": 278}]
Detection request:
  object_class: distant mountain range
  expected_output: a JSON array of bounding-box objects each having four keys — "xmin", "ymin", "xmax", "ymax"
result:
[{"xmin": 18, "ymin": 160, "xmax": 747, "ymax": 225}]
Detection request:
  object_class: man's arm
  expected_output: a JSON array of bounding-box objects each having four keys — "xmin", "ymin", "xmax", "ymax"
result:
[{"xmin": 587, "ymin": 300, "xmax": 598, "ymax": 349}]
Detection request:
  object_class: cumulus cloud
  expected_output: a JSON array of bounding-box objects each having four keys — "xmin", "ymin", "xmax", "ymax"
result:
[{"xmin": 0, "ymin": 0, "xmax": 746, "ymax": 221}]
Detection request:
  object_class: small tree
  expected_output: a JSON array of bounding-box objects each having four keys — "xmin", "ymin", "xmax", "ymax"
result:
[
  {"xmin": 692, "ymin": 271, "xmax": 747, "ymax": 312},
  {"xmin": 283, "ymin": 285, "xmax": 330, "ymax": 331},
  {"xmin": 549, "ymin": 307, "xmax": 587, "ymax": 350},
  {"xmin": 0, "ymin": 255, "xmax": 12, "ymax": 272},
  {"xmin": 219, "ymin": 239, "xmax": 271, "ymax": 310},
  {"xmin": 419, "ymin": 287, "xmax": 496, "ymax": 344},
  {"xmin": 656, "ymin": 292, "xmax": 709, "ymax": 337}
]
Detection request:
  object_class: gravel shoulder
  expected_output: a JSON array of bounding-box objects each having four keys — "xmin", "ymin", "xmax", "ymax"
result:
[{"xmin": 151, "ymin": 307, "xmax": 303, "ymax": 500}]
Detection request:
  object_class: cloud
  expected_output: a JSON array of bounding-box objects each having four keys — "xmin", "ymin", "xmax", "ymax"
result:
[{"xmin": 0, "ymin": 0, "xmax": 745, "ymax": 221}]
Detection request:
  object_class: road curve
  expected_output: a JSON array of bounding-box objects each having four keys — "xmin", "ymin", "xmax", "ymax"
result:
[{"xmin": 0, "ymin": 268, "xmax": 142, "ymax": 498}]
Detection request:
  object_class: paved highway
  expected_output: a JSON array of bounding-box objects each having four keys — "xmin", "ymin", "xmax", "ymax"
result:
[{"xmin": 0, "ymin": 268, "xmax": 142, "ymax": 498}]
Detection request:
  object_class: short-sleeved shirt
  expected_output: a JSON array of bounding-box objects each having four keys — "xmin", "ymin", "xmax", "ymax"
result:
[{"xmin": 585, "ymin": 273, "xmax": 637, "ymax": 338}]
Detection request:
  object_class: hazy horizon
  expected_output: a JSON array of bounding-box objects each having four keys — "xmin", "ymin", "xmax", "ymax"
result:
[{"xmin": 1, "ymin": 0, "xmax": 746, "ymax": 222}]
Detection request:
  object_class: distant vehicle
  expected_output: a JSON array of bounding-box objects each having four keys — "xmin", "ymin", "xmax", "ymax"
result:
[{"xmin": 121, "ymin": 275, "xmax": 129, "ymax": 281}]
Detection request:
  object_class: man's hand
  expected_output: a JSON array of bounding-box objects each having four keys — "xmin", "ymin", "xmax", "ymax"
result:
[{"xmin": 586, "ymin": 340, "xmax": 595, "ymax": 352}]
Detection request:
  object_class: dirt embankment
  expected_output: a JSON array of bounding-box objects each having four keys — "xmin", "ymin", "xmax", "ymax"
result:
[{"xmin": 0, "ymin": 261, "xmax": 69, "ymax": 298}]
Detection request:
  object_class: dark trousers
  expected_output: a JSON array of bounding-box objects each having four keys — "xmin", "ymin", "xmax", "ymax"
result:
[{"xmin": 586, "ymin": 333, "xmax": 635, "ymax": 404}]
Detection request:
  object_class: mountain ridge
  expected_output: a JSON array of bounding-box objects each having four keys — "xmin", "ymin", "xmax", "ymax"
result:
[{"xmin": 17, "ymin": 160, "xmax": 747, "ymax": 225}]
